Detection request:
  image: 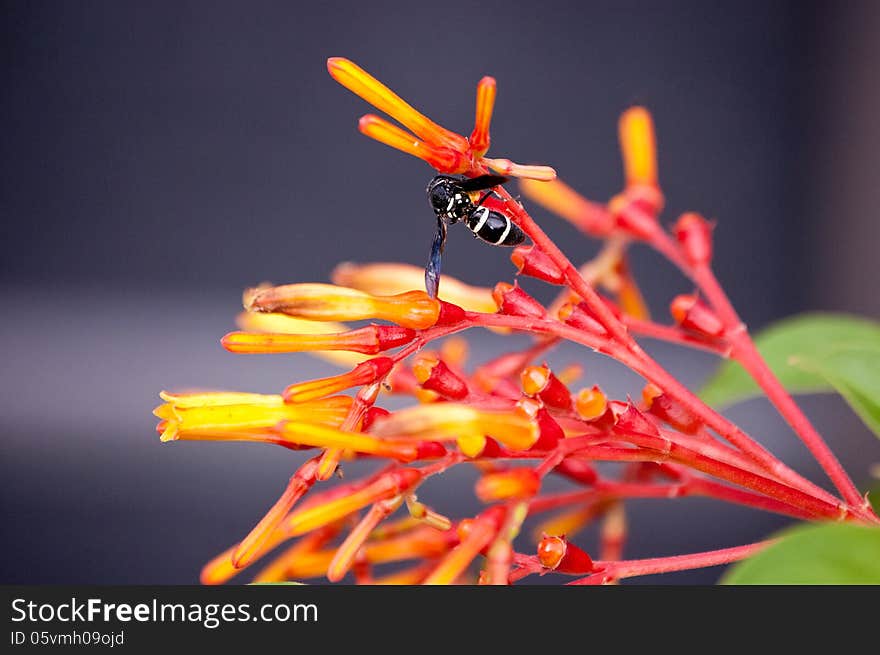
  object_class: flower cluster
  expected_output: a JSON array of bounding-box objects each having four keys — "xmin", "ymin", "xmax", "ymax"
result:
[{"xmin": 155, "ymin": 58, "xmax": 878, "ymax": 585}]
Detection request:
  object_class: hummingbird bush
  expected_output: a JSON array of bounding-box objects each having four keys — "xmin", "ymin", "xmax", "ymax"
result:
[{"xmin": 154, "ymin": 58, "xmax": 880, "ymax": 585}]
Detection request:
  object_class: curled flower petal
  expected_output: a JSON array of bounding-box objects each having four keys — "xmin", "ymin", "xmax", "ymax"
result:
[
  {"xmin": 331, "ymin": 262, "xmax": 497, "ymax": 314},
  {"xmin": 245, "ymin": 283, "xmax": 440, "ymax": 330},
  {"xmin": 469, "ymin": 76, "xmax": 496, "ymax": 156},
  {"xmin": 327, "ymin": 57, "xmax": 468, "ymax": 152}
]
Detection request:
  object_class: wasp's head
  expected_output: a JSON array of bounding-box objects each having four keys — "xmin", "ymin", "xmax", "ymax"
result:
[{"xmin": 427, "ymin": 176, "xmax": 469, "ymax": 222}]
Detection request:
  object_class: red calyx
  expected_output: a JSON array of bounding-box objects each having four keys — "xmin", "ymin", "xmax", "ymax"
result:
[{"xmin": 511, "ymin": 245, "xmax": 566, "ymax": 285}]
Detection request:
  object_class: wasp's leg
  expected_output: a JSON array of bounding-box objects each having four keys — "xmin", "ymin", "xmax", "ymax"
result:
[{"xmin": 425, "ymin": 217, "xmax": 447, "ymax": 299}]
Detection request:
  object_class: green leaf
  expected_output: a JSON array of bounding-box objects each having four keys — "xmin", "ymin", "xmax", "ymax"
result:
[
  {"xmin": 699, "ymin": 313, "xmax": 880, "ymax": 437},
  {"xmin": 721, "ymin": 523, "xmax": 880, "ymax": 584}
]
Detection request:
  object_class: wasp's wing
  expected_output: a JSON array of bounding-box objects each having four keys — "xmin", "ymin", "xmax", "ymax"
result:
[
  {"xmin": 425, "ymin": 217, "xmax": 447, "ymax": 299},
  {"xmin": 458, "ymin": 174, "xmax": 509, "ymax": 192}
]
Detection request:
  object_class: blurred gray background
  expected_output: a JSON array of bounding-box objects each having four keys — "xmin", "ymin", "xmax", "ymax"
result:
[{"xmin": 2, "ymin": 0, "xmax": 878, "ymax": 584}]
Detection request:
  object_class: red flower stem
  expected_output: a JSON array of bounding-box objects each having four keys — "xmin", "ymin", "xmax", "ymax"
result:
[
  {"xmin": 528, "ymin": 458, "xmax": 822, "ymax": 521},
  {"xmin": 466, "ymin": 310, "xmax": 841, "ymax": 508},
  {"xmin": 613, "ymin": 429, "xmax": 845, "ymax": 520},
  {"xmin": 690, "ymin": 259, "xmax": 870, "ymax": 513},
  {"xmin": 569, "ymin": 540, "xmax": 772, "ymax": 584}
]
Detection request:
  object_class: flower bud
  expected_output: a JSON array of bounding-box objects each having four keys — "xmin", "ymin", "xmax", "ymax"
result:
[
  {"xmin": 537, "ymin": 535, "xmax": 594, "ymax": 574},
  {"xmin": 575, "ymin": 386, "xmax": 608, "ymax": 421},
  {"xmin": 674, "ymin": 212, "xmax": 714, "ymax": 267},
  {"xmin": 642, "ymin": 383, "xmax": 702, "ymax": 434},
  {"xmin": 511, "ymin": 245, "xmax": 565, "ymax": 285},
  {"xmin": 558, "ymin": 302, "xmax": 609, "ymax": 336},
  {"xmin": 520, "ymin": 365, "xmax": 573, "ymax": 410},
  {"xmin": 492, "ymin": 282, "xmax": 546, "ymax": 318},
  {"xmin": 670, "ymin": 294, "xmax": 724, "ymax": 338},
  {"xmin": 413, "ymin": 354, "xmax": 469, "ymax": 400}
]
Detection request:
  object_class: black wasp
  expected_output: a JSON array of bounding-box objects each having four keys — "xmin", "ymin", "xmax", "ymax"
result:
[{"xmin": 424, "ymin": 174, "xmax": 525, "ymax": 298}]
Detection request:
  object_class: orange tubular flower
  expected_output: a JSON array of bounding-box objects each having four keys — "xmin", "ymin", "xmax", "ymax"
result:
[
  {"xmin": 221, "ymin": 324, "xmax": 416, "ymax": 355},
  {"xmin": 368, "ymin": 403, "xmax": 540, "ymax": 452},
  {"xmin": 232, "ymin": 457, "xmax": 321, "ymax": 568},
  {"xmin": 154, "ymin": 391, "xmax": 352, "ymax": 443},
  {"xmin": 328, "ymin": 56, "xmax": 556, "ymax": 180},
  {"xmin": 283, "ymin": 468, "xmax": 423, "ymax": 537},
  {"xmin": 283, "ymin": 357, "xmax": 394, "ymax": 403},
  {"xmin": 619, "ymin": 106, "xmax": 658, "ymax": 189},
  {"xmin": 327, "ymin": 495, "xmax": 404, "ymax": 582},
  {"xmin": 424, "ymin": 507, "xmax": 506, "ymax": 585},
  {"xmin": 331, "ymin": 262, "xmax": 497, "ymax": 314},
  {"xmin": 244, "ymin": 283, "xmax": 440, "ymax": 330}
]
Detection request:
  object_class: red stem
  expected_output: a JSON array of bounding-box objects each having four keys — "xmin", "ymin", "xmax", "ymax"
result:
[
  {"xmin": 690, "ymin": 260, "xmax": 869, "ymax": 513},
  {"xmin": 569, "ymin": 540, "xmax": 771, "ymax": 584}
]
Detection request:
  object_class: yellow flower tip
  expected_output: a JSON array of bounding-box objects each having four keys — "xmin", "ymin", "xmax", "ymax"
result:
[
  {"xmin": 575, "ymin": 385, "xmax": 608, "ymax": 421},
  {"xmin": 475, "ymin": 468, "xmax": 541, "ymax": 503},
  {"xmin": 484, "ymin": 157, "xmax": 557, "ymax": 181},
  {"xmin": 156, "ymin": 419, "xmax": 179, "ymax": 442},
  {"xmin": 470, "ymin": 76, "xmax": 496, "ymax": 156},
  {"xmin": 232, "ymin": 472, "xmax": 314, "ymax": 569},
  {"xmin": 456, "ymin": 433, "xmax": 488, "ymax": 458},
  {"xmin": 619, "ymin": 106, "xmax": 658, "ymax": 188},
  {"xmin": 326, "ymin": 57, "xmax": 468, "ymax": 154},
  {"xmin": 200, "ymin": 546, "xmax": 240, "ymax": 585},
  {"xmin": 406, "ymin": 497, "xmax": 453, "ymax": 531}
]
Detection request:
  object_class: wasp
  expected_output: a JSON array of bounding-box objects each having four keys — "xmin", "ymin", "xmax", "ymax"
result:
[{"xmin": 424, "ymin": 174, "xmax": 525, "ymax": 298}]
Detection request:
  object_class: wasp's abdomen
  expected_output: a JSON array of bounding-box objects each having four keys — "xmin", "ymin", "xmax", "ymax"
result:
[{"xmin": 466, "ymin": 207, "xmax": 525, "ymax": 246}]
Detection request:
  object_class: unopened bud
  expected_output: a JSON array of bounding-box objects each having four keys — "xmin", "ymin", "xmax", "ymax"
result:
[
  {"xmin": 511, "ymin": 245, "xmax": 566, "ymax": 285},
  {"xmin": 670, "ymin": 294, "xmax": 724, "ymax": 338},
  {"xmin": 674, "ymin": 212, "xmax": 714, "ymax": 267},
  {"xmin": 492, "ymin": 282, "xmax": 546, "ymax": 318}
]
